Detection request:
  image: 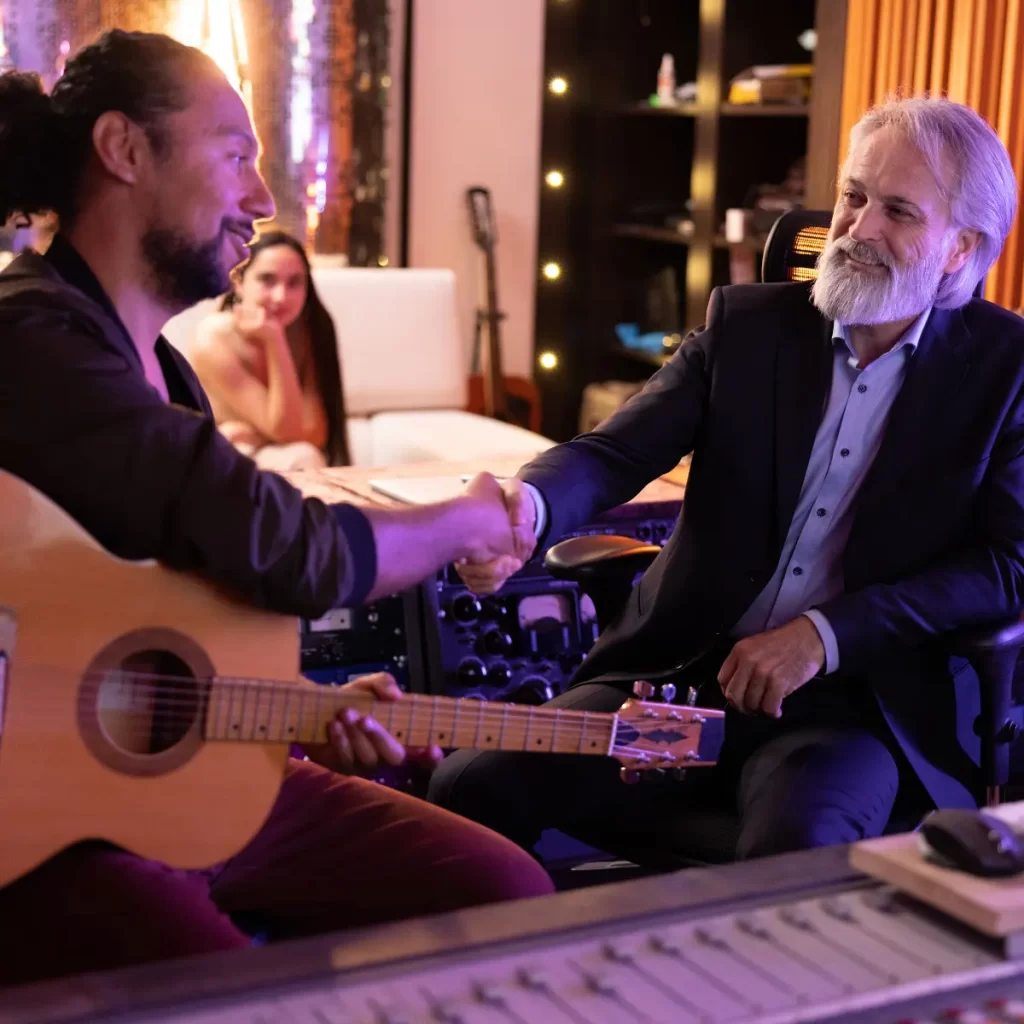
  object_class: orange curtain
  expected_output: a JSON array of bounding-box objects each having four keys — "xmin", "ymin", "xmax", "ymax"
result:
[{"xmin": 839, "ymin": 0, "xmax": 1024, "ymax": 311}]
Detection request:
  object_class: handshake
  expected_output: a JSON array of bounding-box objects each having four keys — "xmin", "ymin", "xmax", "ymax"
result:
[{"xmin": 456, "ymin": 473, "xmax": 540, "ymax": 594}]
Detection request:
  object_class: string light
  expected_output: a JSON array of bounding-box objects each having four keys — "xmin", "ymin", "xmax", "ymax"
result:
[
  {"xmin": 548, "ymin": 76, "xmax": 568, "ymax": 95},
  {"xmin": 545, "ymin": 170, "xmax": 565, "ymax": 188},
  {"xmin": 542, "ymin": 262, "xmax": 562, "ymax": 280},
  {"xmin": 538, "ymin": 351, "xmax": 559, "ymax": 370}
]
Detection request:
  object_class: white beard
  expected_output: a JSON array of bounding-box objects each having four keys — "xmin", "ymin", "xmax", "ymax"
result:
[{"xmin": 811, "ymin": 233, "xmax": 951, "ymax": 325}]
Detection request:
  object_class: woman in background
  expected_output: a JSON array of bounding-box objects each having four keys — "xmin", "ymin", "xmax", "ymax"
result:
[{"xmin": 192, "ymin": 230, "xmax": 350, "ymax": 470}]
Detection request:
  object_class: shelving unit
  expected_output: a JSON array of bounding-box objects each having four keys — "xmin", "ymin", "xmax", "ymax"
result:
[{"xmin": 533, "ymin": 0, "xmax": 848, "ymax": 442}]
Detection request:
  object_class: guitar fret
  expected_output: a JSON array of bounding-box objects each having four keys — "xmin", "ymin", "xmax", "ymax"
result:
[
  {"xmin": 578, "ymin": 712, "xmax": 586, "ymax": 754},
  {"xmin": 280, "ymin": 686, "xmax": 292, "ymax": 743},
  {"xmin": 298, "ymin": 686, "xmax": 310, "ymax": 744},
  {"xmin": 264, "ymin": 685, "xmax": 275, "ymax": 742},
  {"xmin": 428, "ymin": 696, "xmax": 438, "ymax": 749},
  {"xmin": 471, "ymin": 700, "xmax": 484, "ymax": 748},
  {"xmin": 252, "ymin": 683, "xmax": 267, "ymax": 741},
  {"xmin": 451, "ymin": 697, "xmax": 460, "ymax": 747},
  {"xmin": 314, "ymin": 685, "xmax": 326, "ymax": 745}
]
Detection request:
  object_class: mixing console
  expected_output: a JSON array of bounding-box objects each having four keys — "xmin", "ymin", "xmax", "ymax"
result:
[{"xmin": 6, "ymin": 847, "xmax": 1024, "ymax": 1024}]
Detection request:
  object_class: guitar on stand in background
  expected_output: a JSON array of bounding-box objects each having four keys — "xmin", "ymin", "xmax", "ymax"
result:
[{"xmin": 465, "ymin": 186, "xmax": 543, "ymax": 434}]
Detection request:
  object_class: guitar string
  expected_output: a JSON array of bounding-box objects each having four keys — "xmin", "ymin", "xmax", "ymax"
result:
[
  {"xmin": 67, "ymin": 691, "xmax": 705, "ymax": 760},
  {"xmin": 19, "ymin": 667, "xmax": 712, "ymax": 752}
]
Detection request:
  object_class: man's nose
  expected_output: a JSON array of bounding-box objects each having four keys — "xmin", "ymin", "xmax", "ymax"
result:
[
  {"xmin": 244, "ymin": 170, "xmax": 276, "ymax": 222},
  {"xmin": 847, "ymin": 201, "xmax": 883, "ymax": 243}
]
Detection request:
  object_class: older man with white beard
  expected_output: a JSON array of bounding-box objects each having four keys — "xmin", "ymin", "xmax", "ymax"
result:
[{"xmin": 428, "ymin": 95, "xmax": 1024, "ymax": 864}]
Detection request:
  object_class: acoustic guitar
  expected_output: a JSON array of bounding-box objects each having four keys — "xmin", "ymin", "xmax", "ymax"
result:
[
  {"xmin": 0, "ymin": 470, "xmax": 723, "ymax": 887},
  {"xmin": 465, "ymin": 186, "xmax": 543, "ymax": 433}
]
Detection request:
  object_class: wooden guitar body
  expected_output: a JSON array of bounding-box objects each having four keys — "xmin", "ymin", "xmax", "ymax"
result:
[{"xmin": 0, "ymin": 471, "xmax": 297, "ymax": 887}]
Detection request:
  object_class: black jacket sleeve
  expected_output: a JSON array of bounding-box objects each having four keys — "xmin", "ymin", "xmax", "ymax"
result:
[
  {"xmin": 520, "ymin": 288, "xmax": 720, "ymax": 545},
  {"xmin": 0, "ymin": 307, "xmax": 376, "ymax": 618}
]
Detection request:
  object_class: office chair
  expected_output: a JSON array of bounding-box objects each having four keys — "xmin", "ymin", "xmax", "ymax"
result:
[{"xmin": 546, "ymin": 209, "xmax": 1023, "ymax": 840}]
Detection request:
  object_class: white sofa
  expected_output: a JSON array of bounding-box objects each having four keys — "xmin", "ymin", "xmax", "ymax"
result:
[{"xmin": 161, "ymin": 267, "xmax": 553, "ymax": 466}]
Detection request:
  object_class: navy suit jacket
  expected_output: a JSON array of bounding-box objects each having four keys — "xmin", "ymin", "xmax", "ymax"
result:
[{"xmin": 521, "ymin": 282, "xmax": 1024, "ymax": 808}]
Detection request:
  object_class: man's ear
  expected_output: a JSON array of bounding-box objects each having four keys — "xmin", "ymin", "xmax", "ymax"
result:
[
  {"xmin": 943, "ymin": 227, "xmax": 981, "ymax": 275},
  {"xmin": 90, "ymin": 111, "xmax": 149, "ymax": 185}
]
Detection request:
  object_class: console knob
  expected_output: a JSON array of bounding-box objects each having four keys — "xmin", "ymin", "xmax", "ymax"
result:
[
  {"xmin": 512, "ymin": 676, "xmax": 555, "ymax": 705},
  {"xmin": 487, "ymin": 661, "xmax": 512, "ymax": 685},
  {"xmin": 480, "ymin": 628, "xmax": 513, "ymax": 657},
  {"xmin": 481, "ymin": 598, "xmax": 508, "ymax": 619},
  {"xmin": 456, "ymin": 657, "xmax": 488, "ymax": 687},
  {"xmin": 450, "ymin": 594, "xmax": 482, "ymax": 624}
]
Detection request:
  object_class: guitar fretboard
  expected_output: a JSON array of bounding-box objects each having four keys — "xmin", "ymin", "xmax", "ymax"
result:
[{"xmin": 203, "ymin": 680, "xmax": 616, "ymax": 756}]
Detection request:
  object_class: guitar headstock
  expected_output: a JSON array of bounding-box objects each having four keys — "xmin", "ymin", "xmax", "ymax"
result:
[
  {"xmin": 466, "ymin": 186, "xmax": 495, "ymax": 251},
  {"xmin": 612, "ymin": 682, "xmax": 725, "ymax": 781}
]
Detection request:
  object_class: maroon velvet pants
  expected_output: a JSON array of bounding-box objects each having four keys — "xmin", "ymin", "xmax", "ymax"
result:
[{"xmin": 0, "ymin": 758, "xmax": 554, "ymax": 988}]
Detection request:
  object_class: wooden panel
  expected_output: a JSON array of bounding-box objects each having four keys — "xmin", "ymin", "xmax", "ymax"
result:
[
  {"xmin": 806, "ymin": 0, "xmax": 849, "ymax": 208},
  {"xmin": 993, "ymin": 0, "xmax": 1024, "ymax": 307},
  {"xmin": 837, "ymin": 0, "xmax": 1024, "ymax": 313},
  {"xmin": 947, "ymin": 0, "xmax": 974, "ymax": 101},
  {"xmin": 929, "ymin": 0, "xmax": 952, "ymax": 93},
  {"xmin": 898, "ymin": 0, "xmax": 918, "ymax": 89},
  {"xmin": 911, "ymin": 0, "xmax": 935, "ymax": 94},
  {"xmin": 874, "ymin": 0, "xmax": 895, "ymax": 98}
]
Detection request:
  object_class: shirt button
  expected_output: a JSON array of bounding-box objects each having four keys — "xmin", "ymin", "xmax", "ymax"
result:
[
  {"xmin": 857, "ymin": 383, "xmax": 868, "ymax": 393},
  {"xmin": 816, "ymin": 508, "xmax": 827, "ymax": 517},
  {"xmin": 792, "ymin": 567, "xmax": 803, "ymax": 576},
  {"xmin": 840, "ymin": 448, "xmax": 850, "ymax": 457}
]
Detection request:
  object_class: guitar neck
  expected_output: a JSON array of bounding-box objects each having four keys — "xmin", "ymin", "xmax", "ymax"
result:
[
  {"xmin": 481, "ymin": 244, "xmax": 509, "ymax": 419},
  {"xmin": 204, "ymin": 680, "xmax": 616, "ymax": 757}
]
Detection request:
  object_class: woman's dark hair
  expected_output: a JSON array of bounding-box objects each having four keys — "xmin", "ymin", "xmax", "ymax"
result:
[
  {"xmin": 222, "ymin": 231, "xmax": 351, "ymax": 466},
  {"xmin": 0, "ymin": 30, "xmax": 216, "ymax": 226}
]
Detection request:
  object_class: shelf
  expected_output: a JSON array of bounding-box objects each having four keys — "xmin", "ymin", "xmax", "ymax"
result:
[
  {"xmin": 712, "ymin": 233, "xmax": 769, "ymax": 252},
  {"xmin": 607, "ymin": 343, "xmax": 672, "ymax": 369},
  {"xmin": 613, "ymin": 223, "xmax": 692, "ymax": 246},
  {"xmin": 617, "ymin": 101, "xmax": 808, "ymax": 118},
  {"xmin": 720, "ymin": 102, "xmax": 809, "ymax": 117},
  {"xmin": 616, "ymin": 101, "xmax": 699, "ymax": 117}
]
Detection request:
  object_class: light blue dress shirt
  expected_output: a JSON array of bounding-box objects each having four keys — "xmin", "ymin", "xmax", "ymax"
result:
[
  {"xmin": 526, "ymin": 307, "xmax": 932, "ymax": 674},
  {"xmin": 731, "ymin": 307, "xmax": 931, "ymax": 671}
]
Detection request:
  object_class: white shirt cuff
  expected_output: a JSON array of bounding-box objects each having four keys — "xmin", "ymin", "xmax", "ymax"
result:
[
  {"xmin": 802, "ymin": 609, "xmax": 839, "ymax": 675},
  {"xmin": 521, "ymin": 481, "xmax": 548, "ymax": 540}
]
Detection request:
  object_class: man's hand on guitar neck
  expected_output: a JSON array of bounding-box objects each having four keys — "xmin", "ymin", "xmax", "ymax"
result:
[{"xmin": 302, "ymin": 673, "xmax": 443, "ymax": 775}]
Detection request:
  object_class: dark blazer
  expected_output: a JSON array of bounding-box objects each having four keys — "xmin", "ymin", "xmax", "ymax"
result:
[
  {"xmin": 0, "ymin": 246, "xmax": 376, "ymax": 617},
  {"xmin": 521, "ymin": 281, "xmax": 1024, "ymax": 808}
]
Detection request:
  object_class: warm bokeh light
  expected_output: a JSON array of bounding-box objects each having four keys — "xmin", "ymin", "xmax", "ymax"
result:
[
  {"xmin": 545, "ymin": 170, "xmax": 565, "ymax": 188},
  {"xmin": 549, "ymin": 77, "xmax": 568, "ymax": 95},
  {"xmin": 538, "ymin": 351, "xmax": 559, "ymax": 370},
  {"xmin": 168, "ymin": 0, "xmax": 251, "ymax": 109},
  {"xmin": 542, "ymin": 262, "xmax": 562, "ymax": 280}
]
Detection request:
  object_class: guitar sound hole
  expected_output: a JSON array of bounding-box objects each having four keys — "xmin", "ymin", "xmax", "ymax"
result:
[{"xmin": 96, "ymin": 650, "xmax": 199, "ymax": 756}]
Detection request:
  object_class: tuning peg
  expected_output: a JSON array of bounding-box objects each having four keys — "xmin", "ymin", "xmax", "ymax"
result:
[
  {"xmin": 619, "ymin": 767, "xmax": 642, "ymax": 784},
  {"xmin": 660, "ymin": 683, "xmax": 677, "ymax": 703},
  {"xmin": 632, "ymin": 680, "xmax": 655, "ymax": 701},
  {"xmin": 669, "ymin": 767, "xmax": 689, "ymax": 783},
  {"xmin": 685, "ymin": 686, "xmax": 698, "ymax": 706}
]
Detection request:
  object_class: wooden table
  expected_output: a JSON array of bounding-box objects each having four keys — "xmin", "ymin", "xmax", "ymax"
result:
[{"xmin": 281, "ymin": 457, "xmax": 688, "ymax": 512}]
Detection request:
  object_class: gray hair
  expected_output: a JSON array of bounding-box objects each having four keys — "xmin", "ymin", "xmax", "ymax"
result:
[{"xmin": 845, "ymin": 95, "xmax": 1017, "ymax": 308}]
